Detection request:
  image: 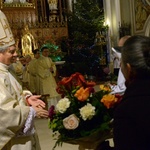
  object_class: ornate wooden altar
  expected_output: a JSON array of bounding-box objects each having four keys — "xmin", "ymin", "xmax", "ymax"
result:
[{"xmin": 0, "ymin": 0, "xmax": 68, "ymax": 50}]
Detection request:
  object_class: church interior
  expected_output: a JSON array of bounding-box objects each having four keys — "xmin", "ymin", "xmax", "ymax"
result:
[
  {"xmin": 0, "ymin": 0, "xmax": 150, "ymax": 150},
  {"xmin": 1, "ymin": 0, "xmax": 150, "ymax": 81}
]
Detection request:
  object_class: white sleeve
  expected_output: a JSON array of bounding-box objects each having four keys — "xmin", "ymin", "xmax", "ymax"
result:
[
  {"xmin": 17, "ymin": 107, "xmax": 36, "ymax": 136},
  {"xmin": 23, "ymin": 107, "xmax": 36, "ymax": 134},
  {"xmin": 111, "ymin": 69, "xmax": 126, "ymax": 94}
]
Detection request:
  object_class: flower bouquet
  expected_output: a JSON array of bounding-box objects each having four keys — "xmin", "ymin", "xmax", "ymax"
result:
[{"xmin": 48, "ymin": 72, "xmax": 121, "ymax": 150}]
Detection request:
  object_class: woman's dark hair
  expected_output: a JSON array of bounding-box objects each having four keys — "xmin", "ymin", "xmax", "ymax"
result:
[{"xmin": 121, "ymin": 35, "xmax": 150, "ymax": 78}]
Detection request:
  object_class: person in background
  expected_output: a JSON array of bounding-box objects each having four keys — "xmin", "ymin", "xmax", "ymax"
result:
[
  {"xmin": 37, "ymin": 46, "xmax": 60, "ymax": 109},
  {"xmin": 22, "ymin": 54, "xmax": 32, "ymax": 89},
  {"xmin": 19, "ymin": 55, "xmax": 26, "ymax": 66},
  {"xmin": 19, "ymin": 55, "xmax": 26, "ymax": 81},
  {"xmin": 113, "ymin": 35, "xmax": 150, "ymax": 150},
  {"xmin": 28, "ymin": 49, "xmax": 40, "ymax": 94},
  {"xmin": 111, "ymin": 47, "xmax": 121, "ymax": 77},
  {"xmin": 9, "ymin": 54, "xmax": 24, "ymax": 81},
  {"xmin": 110, "ymin": 35, "xmax": 131, "ymax": 94},
  {"xmin": 0, "ymin": 10, "xmax": 48, "ymax": 150}
]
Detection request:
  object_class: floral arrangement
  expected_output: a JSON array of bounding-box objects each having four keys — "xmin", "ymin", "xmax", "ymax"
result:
[{"xmin": 48, "ymin": 72, "xmax": 121, "ymax": 149}]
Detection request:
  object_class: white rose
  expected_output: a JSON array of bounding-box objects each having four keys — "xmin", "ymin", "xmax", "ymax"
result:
[
  {"xmin": 56, "ymin": 97, "xmax": 71, "ymax": 113},
  {"xmin": 80, "ymin": 103, "xmax": 96, "ymax": 121},
  {"xmin": 63, "ymin": 114, "xmax": 79, "ymax": 130}
]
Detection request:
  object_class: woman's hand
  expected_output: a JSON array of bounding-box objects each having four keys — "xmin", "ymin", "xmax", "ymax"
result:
[{"xmin": 27, "ymin": 95, "xmax": 46, "ymax": 108}]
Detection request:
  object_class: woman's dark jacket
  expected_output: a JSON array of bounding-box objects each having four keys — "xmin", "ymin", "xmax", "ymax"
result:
[{"xmin": 113, "ymin": 79, "xmax": 150, "ymax": 150}]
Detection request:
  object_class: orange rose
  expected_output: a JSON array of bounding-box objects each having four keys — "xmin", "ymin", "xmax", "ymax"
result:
[
  {"xmin": 74, "ymin": 87, "xmax": 90, "ymax": 101},
  {"xmin": 101, "ymin": 94, "xmax": 118, "ymax": 109}
]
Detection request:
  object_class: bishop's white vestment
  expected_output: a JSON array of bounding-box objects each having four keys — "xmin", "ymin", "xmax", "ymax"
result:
[{"xmin": 0, "ymin": 62, "xmax": 41, "ymax": 150}]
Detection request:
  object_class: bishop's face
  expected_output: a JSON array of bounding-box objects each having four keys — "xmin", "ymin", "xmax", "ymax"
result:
[{"xmin": 0, "ymin": 45, "xmax": 17, "ymax": 65}]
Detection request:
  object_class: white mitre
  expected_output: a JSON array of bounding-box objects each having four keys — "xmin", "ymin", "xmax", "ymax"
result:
[{"xmin": 0, "ymin": 10, "xmax": 15, "ymax": 49}]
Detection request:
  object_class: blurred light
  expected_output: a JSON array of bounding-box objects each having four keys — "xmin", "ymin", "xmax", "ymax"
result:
[{"xmin": 104, "ymin": 19, "xmax": 110, "ymax": 26}]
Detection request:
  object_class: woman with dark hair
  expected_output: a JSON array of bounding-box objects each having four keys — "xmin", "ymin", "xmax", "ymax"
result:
[{"xmin": 113, "ymin": 35, "xmax": 150, "ymax": 150}]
